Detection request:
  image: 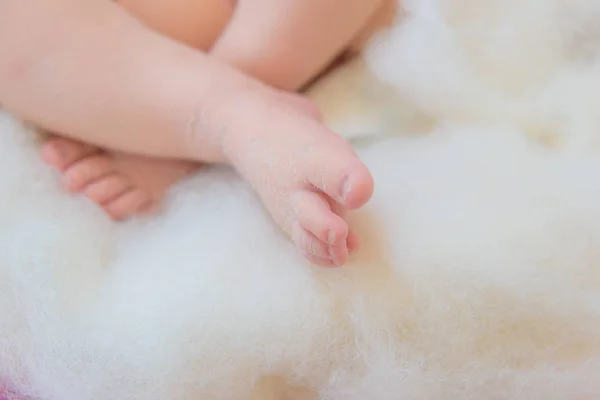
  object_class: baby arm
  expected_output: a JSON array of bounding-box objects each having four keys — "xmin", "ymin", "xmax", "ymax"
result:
[{"xmin": 212, "ymin": 0, "xmax": 384, "ymax": 91}]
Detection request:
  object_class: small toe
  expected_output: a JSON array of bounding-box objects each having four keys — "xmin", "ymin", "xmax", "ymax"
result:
[
  {"xmin": 292, "ymin": 223, "xmax": 348, "ymax": 267},
  {"xmin": 61, "ymin": 155, "xmax": 113, "ymax": 192},
  {"xmin": 301, "ymin": 251, "xmax": 337, "ymax": 268},
  {"xmin": 346, "ymin": 229, "xmax": 361, "ymax": 253},
  {"xmin": 291, "ymin": 190, "xmax": 348, "ymax": 246},
  {"xmin": 41, "ymin": 137, "xmax": 98, "ymax": 170},
  {"xmin": 83, "ymin": 174, "xmax": 132, "ymax": 205},
  {"xmin": 104, "ymin": 189, "xmax": 151, "ymax": 220},
  {"xmin": 292, "ymin": 223, "xmax": 330, "ymax": 259}
]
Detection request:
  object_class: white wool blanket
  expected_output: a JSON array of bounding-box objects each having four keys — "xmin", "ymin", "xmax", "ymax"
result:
[{"xmin": 1, "ymin": 0, "xmax": 600, "ymax": 398}]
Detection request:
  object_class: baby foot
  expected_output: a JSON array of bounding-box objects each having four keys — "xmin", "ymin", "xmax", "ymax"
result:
[
  {"xmin": 224, "ymin": 92, "xmax": 374, "ymax": 267},
  {"xmin": 41, "ymin": 137, "xmax": 199, "ymax": 220}
]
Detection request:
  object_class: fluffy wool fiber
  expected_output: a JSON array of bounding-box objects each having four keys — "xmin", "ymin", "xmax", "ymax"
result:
[{"xmin": 2, "ymin": 0, "xmax": 600, "ymax": 398}]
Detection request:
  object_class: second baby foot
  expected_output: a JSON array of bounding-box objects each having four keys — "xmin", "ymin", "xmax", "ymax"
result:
[
  {"xmin": 41, "ymin": 138, "xmax": 199, "ymax": 220},
  {"xmin": 224, "ymin": 92, "xmax": 374, "ymax": 267}
]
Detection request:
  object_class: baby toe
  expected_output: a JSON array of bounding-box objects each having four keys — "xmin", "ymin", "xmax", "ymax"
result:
[
  {"xmin": 83, "ymin": 174, "xmax": 132, "ymax": 205},
  {"xmin": 337, "ymin": 163, "xmax": 375, "ymax": 210},
  {"xmin": 103, "ymin": 189, "xmax": 151, "ymax": 221},
  {"xmin": 346, "ymin": 229, "xmax": 361, "ymax": 253},
  {"xmin": 293, "ymin": 223, "xmax": 348, "ymax": 267},
  {"xmin": 304, "ymin": 141, "xmax": 374, "ymax": 209},
  {"xmin": 41, "ymin": 137, "xmax": 98, "ymax": 170},
  {"xmin": 291, "ymin": 190, "xmax": 348, "ymax": 246},
  {"xmin": 61, "ymin": 155, "xmax": 113, "ymax": 192},
  {"xmin": 301, "ymin": 252, "xmax": 337, "ymax": 268}
]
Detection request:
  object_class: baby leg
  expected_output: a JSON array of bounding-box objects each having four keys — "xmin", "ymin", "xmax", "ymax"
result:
[
  {"xmin": 204, "ymin": 0, "xmax": 380, "ymax": 264},
  {"xmin": 12, "ymin": 0, "xmax": 376, "ymax": 265},
  {"xmin": 38, "ymin": 0, "xmax": 235, "ymax": 219},
  {"xmin": 213, "ymin": 0, "xmax": 384, "ymax": 91}
]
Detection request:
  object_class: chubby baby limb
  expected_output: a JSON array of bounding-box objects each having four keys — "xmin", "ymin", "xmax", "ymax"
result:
[{"xmin": 2, "ymin": 0, "xmax": 376, "ymax": 266}]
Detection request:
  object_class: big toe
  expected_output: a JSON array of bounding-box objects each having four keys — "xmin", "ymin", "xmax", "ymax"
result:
[
  {"xmin": 305, "ymin": 141, "xmax": 374, "ymax": 210},
  {"xmin": 338, "ymin": 162, "xmax": 375, "ymax": 209},
  {"xmin": 41, "ymin": 137, "xmax": 98, "ymax": 170}
]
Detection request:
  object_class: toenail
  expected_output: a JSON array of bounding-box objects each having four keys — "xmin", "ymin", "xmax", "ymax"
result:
[{"xmin": 340, "ymin": 176, "xmax": 351, "ymax": 202}]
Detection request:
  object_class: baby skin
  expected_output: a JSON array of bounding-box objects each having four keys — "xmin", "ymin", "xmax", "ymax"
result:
[{"xmin": 0, "ymin": 0, "xmax": 382, "ymax": 266}]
